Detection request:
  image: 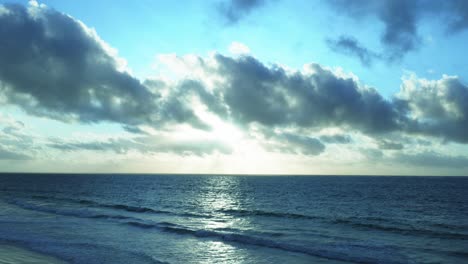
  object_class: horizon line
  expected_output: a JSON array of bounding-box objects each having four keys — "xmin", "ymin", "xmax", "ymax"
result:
[{"xmin": 0, "ymin": 172, "xmax": 466, "ymax": 177}]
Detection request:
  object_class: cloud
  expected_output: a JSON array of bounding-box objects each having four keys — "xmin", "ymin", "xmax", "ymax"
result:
[
  {"xmin": 48, "ymin": 140, "xmax": 128, "ymax": 153},
  {"xmin": 1, "ymin": 3, "xmax": 468, "ymax": 162},
  {"xmin": 378, "ymin": 140, "xmax": 404, "ymax": 150},
  {"xmin": 0, "ymin": 115, "xmax": 37, "ymax": 153},
  {"xmin": 122, "ymin": 125, "xmax": 147, "ymax": 134},
  {"xmin": 396, "ymin": 74, "xmax": 468, "ymax": 143},
  {"xmin": 445, "ymin": 0, "xmax": 468, "ymax": 33},
  {"xmin": 280, "ymin": 133, "xmax": 325, "ymax": 155},
  {"xmin": 0, "ymin": 3, "xmax": 216, "ymax": 130},
  {"xmin": 150, "ymin": 79, "xmax": 226, "ymax": 130},
  {"xmin": 260, "ymin": 131, "xmax": 325, "ymax": 156},
  {"xmin": 0, "ymin": 4, "xmax": 11, "ymax": 16},
  {"xmin": 218, "ymin": 0, "xmax": 267, "ymax": 24},
  {"xmin": 0, "ymin": 124, "xmax": 32, "ymax": 159},
  {"xmin": 361, "ymin": 148, "xmax": 384, "ymax": 161},
  {"xmin": 0, "ymin": 146, "xmax": 30, "ymax": 160},
  {"xmin": 134, "ymin": 136, "xmax": 232, "ymax": 156},
  {"xmin": 229, "ymin": 41, "xmax": 251, "ymax": 55},
  {"xmin": 327, "ymin": 0, "xmax": 468, "ymax": 61},
  {"xmin": 48, "ymin": 135, "xmax": 232, "ymax": 156},
  {"xmin": 213, "ymin": 54, "xmax": 400, "ymax": 134},
  {"xmin": 394, "ymin": 152, "xmax": 468, "ymax": 169},
  {"xmin": 326, "ymin": 36, "xmax": 381, "ymax": 66},
  {"xmin": 328, "ymin": 0, "xmax": 422, "ymax": 60},
  {"xmin": 320, "ymin": 134, "xmax": 352, "ymax": 144},
  {"xmin": 150, "ymin": 53, "xmax": 468, "ymax": 145},
  {"xmin": 0, "ymin": 3, "xmax": 158, "ymax": 125}
]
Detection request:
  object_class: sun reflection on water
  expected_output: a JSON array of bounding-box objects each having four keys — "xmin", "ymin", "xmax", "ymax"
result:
[
  {"xmin": 199, "ymin": 240, "xmax": 244, "ymax": 264},
  {"xmin": 194, "ymin": 176, "xmax": 249, "ymax": 230}
]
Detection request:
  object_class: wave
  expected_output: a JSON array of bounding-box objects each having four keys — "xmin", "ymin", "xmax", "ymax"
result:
[
  {"xmin": 31, "ymin": 195, "xmax": 167, "ymax": 213},
  {"xmin": 89, "ymin": 214, "xmax": 135, "ymax": 220},
  {"xmin": 126, "ymin": 221, "xmax": 158, "ymax": 229},
  {"xmin": 8, "ymin": 198, "xmax": 217, "ymax": 241},
  {"xmin": 215, "ymin": 209, "xmax": 465, "ymax": 239},
  {"xmin": 23, "ymin": 195, "xmax": 468, "ymax": 241},
  {"xmin": 124, "ymin": 220, "xmax": 410, "ymax": 264},
  {"xmin": 216, "ymin": 208, "xmax": 321, "ymax": 220},
  {"xmin": 6, "ymin": 199, "xmax": 140, "ymax": 222},
  {"xmin": 0, "ymin": 238, "xmax": 167, "ymax": 264},
  {"xmin": 20, "ymin": 196, "xmax": 468, "ymax": 240},
  {"xmin": 30, "ymin": 195, "xmax": 206, "ymax": 218},
  {"xmin": 124, "ymin": 220, "xmax": 195, "ymax": 234},
  {"xmin": 332, "ymin": 218, "xmax": 468, "ymax": 240},
  {"xmin": 430, "ymin": 222, "xmax": 468, "ymax": 231},
  {"xmin": 100, "ymin": 204, "xmax": 166, "ymax": 214}
]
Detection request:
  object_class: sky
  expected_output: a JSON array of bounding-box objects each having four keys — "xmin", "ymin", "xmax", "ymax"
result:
[{"xmin": 0, "ymin": 0, "xmax": 467, "ymax": 175}]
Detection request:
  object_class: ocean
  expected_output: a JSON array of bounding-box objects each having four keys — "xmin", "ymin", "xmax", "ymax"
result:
[{"xmin": 0, "ymin": 174, "xmax": 467, "ymax": 264}]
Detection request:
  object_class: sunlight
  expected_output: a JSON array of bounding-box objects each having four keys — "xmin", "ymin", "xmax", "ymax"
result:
[{"xmin": 193, "ymin": 100, "xmax": 244, "ymax": 147}]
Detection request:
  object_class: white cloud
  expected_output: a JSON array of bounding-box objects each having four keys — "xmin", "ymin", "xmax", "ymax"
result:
[
  {"xmin": 228, "ymin": 41, "xmax": 251, "ymax": 55},
  {"xmin": 28, "ymin": 0, "xmax": 39, "ymax": 7},
  {"xmin": 0, "ymin": 5, "xmax": 10, "ymax": 16}
]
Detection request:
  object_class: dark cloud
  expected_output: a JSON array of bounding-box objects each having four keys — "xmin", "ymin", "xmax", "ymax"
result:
[
  {"xmin": 0, "ymin": 3, "xmax": 157, "ymax": 125},
  {"xmin": 122, "ymin": 125, "xmax": 148, "ymax": 135},
  {"xmin": 396, "ymin": 75, "xmax": 468, "ymax": 143},
  {"xmin": 218, "ymin": 0, "xmax": 267, "ymax": 24},
  {"xmin": 445, "ymin": 0, "xmax": 468, "ymax": 33},
  {"xmin": 0, "ymin": 3, "xmax": 216, "ymax": 130},
  {"xmin": 210, "ymin": 55, "xmax": 468, "ymax": 144},
  {"xmin": 320, "ymin": 134, "xmax": 352, "ymax": 144},
  {"xmin": 327, "ymin": 0, "xmax": 468, "ymax": 61},
  {"xmin": 394, "ymin": 152, "xmax": 468, "ymax": 169},
  {"xmin": 326, "ymin": 35, "xmax": 381, "ymax": 66},
  {"xmin": 281, "ymin": 133, "xmax": 325, "ymax": 155},
  {"xmin": 328, "ymin": 0, "xmax": 421, "ymax": 60},
  {"xmin": 260, "ymin": 132, "xmax": 325, "ymax": 156},
  {"xmin": 378, "ymin": 0, "xmax": 421, "ymax": 60},
  {"xmin": 215, "ymin": 54, "xmax": 400, "ymax": 134},
  {"xmin": 378, "ymin": 140, "xmax": 404, "ymax": 150}
]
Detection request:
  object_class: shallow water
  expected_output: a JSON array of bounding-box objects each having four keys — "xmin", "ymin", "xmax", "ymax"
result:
[
  {"xmin": 0, "ymin": 174, "xmax": 467, "ymax": 263},
  {"xmin": 0, "ymin": 243, "xmax": 66, "ymax": 264}
]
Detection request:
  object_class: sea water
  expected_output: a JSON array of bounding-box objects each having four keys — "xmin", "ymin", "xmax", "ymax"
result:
[{"xmin": 0, "ymin": 174, "xmax": 467, "ymax": 263}]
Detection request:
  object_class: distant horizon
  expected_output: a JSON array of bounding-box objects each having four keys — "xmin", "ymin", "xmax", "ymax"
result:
[
  {"xmin": 1, "ymin": 172, "xmax": 467, "ymax": 177},
  {"xmin": 1, "ymin": 1, "xmax": 468, "ymax": 176}
]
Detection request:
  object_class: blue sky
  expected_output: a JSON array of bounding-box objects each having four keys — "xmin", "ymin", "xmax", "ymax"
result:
[{"xmin": 0, "ymin": 0, "xmax": 468, "ymax": 175}]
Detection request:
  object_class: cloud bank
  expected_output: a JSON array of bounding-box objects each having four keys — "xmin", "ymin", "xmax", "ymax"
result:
[
  {"xmin": 0, "ymin": 3, "xmax": 210, "ymax": 129},
  {"xmin": 0, "ymin": 3, "xmax": 158, "ymax": 125},
  {"xmin": 0, "ymin": 2, "xmax": 467, "ymax": 171}
]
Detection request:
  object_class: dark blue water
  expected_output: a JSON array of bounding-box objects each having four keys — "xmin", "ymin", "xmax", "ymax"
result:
[{"xmin": 0, "ymin": 174, "xmax": 467, "ymax": 263}]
